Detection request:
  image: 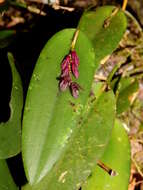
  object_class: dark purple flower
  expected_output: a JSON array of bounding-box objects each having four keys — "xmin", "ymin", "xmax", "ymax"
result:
[
  {"xmin": 61, "ymin": 55, "xmax": 71, "ymax": 77},
  {"xmin": 71, "ymin": 50, "xmax": 79, "ymax": 67},
  {"xmin": 71, "ymin": 62, "xmax": 79, "ymax": 79},
  {"xmin": 70, "ymin": 51, "xmax": 79, "ymax": 79},
  {"xmin": 59, "ymin": 50, "xmax": 80, "ymax": 98},
  {"xmin": 59, "ymin": 75, "xmax": 71, "ymax": 91},
  {"xmin": 70, "ymin": 82, "xmax": 81, "ymax": 98}
]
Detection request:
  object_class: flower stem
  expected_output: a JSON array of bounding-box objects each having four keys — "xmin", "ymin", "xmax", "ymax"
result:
[
  {"xmin": 97, "ymin": 160, "xmax": 118, "ymax": 176},
  {"xmin": 122, "ymin": 0, "xmax": 128, "ymax": 11},
  {"xmin": 71, "ymin": 29, "xmax": 79, "ymax": 50}
]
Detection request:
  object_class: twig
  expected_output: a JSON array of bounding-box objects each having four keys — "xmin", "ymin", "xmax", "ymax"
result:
[
  {"xmin": 94, "ymin": 75, "xmax": 107, "ymax": 81},
  {"xmin": 52, "ymin": 4, "xmax": 74, "ymax": 12},
  {"xmin": 123, "ymin": 67, "xmax": 143, "ymax": 77},
  {"xmin": 132, "ymin": 157, "xmax": 143, "ymax": 178},
  {"xmin": 135, "ymin": 180, "xmax": 143, "ymax": 186},
  {"xmin": 27, "ymin": 5, "xmax": 46, "ymax": 15},
  {"xmin": 130, "ymin": 92, "xmax": 138, "ymax": 105},
  {"xmin": 130, "ymin": 110, "xmax": 143, "ymax": 124}
]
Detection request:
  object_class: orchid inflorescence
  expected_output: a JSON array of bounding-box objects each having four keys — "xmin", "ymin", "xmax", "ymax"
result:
[{"xmin": 59, "ymin": 50, "xmax": 81, "ymax": 98}]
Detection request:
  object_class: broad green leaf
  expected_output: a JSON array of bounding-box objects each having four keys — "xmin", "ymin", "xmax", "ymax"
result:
[
  {"xmin": 22, "ymin": 90, "xmax": 116, "ymax": 190},
  {"xmin": 82, "ymin": 119, "xmax": 131, "ymax": 190},
  {"xmin": 116, "ymin": 77, "xmax": 139, "ymax": 115},
  {"xmin": 0, "ymin": 30, "xmax": 15, "ymax": 48},
  {"xmin": 0, "ymin": 160, "xmax": 18, "ymax": 190},
  {"xmin": 0, "ymin": 53, "xmax": 23, "ymax": 158},
  {"xmin": 22, "ymin": 29, "xmax": 96, "ymax": 184},
  {"xmin": 79, "ymin": 6, "xmax": 127, "ymax": 70}
]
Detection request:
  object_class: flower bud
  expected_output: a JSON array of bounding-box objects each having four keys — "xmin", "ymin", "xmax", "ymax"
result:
[
  {"xmin": 70, "ymin": 82, "xmax": 81, "ymax": 98},
  {"xmin": 71, "ymin": 50, "xmax": 79, "ymax": 66},
  {"xmin": 71, "ymin": 50, "xmax": 79, "ymax": 78},
  {"xmin": 61, "ymin": 55, "xmax": 71, "ymax": 77},
  {"xmin": 59, "ymin": 76, "xmax": 71, "ymax": 91}
]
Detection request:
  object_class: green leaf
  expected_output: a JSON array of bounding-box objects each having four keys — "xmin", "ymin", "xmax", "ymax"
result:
[
  {"xmin": 116, "ymin": 77, "xmax": 139, "ymax": 115},
  {"xmin": 0, "ymin": 30, "xmax": 16, "ymax": 48},
  {"xmin": 0, "ymin": 53, "xmax": 23, "ymax": 158},
  {"xmin": 79, "ymin": 6, "xmax": 127, "ymax": 70},
  {"xmin": 22, "ymin": 29, "xmax": 96, "ymax": 184},
  {"xmin": 82, "ymin": 119, "xmax": 131, "ymax": 190},
  {"xmin": 0, "ymin": 160, "xmax": 18, "ymax": 190},
  {"xmin": 22, "ymin": 90, "xmax": 116, "ymax": 190}
]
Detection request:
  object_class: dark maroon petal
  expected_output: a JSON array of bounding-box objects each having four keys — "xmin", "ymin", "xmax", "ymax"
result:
[
  {"xmin": 61, "ymin": 55, "xmax": 70, "ymax": 70},
  {"xmin": 61, "ymin": 55, "xmax": 71, "ymax": 77},
  {"xmin": 61, "ymin": 67, "xmax": 69, "ymax": 77},
  {"xmin": 59, "ymin": 80, "xmax": 68, "ymax": 91},
  {"xmin": 70, "ymin": 82, "xmax": 80, "ymax": 98},
  {"xmin": 71, "ymin": 50, "xmax": 79, "ymax": 66},
  {"xmin": 72, "ymin": 89, "xmax": 79, "ymax": 98},
  {"xmin": 71, "ymin": 63, "xmax": 79, "ymax": 78},
  {"xmin": 70, "ymin": 50, "xmax": 79, "ymax": 78},
  {"xmin": 59, "ymin": 76, "xmax": 71, "ymax": 91}
]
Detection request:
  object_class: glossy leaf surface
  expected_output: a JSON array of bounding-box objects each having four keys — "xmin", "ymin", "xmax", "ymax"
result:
[
  {"xmin": 22, "ymin": 29, "xmax": 95, "ymax": 184},
  {"xmin": 79, "ymin": 6, "xmax": 127, "ymax": 70},
  {"xmin": 0, "ymin": 160, "xmax": 18, "ymax": 190},
  {"xmin": 22, "ymin": 90, "xmax": 116, "ymax": 190},
  {"xmin": 82, "ymin": 119, "xmax": 131, "ymax": 190},
  {"xmin": 116, "ymin": 77, "xmax": 138, "ymax": 115},
  {"xmin": 0, "ymin": 53, "xmax": 23, "ymax": 158}
]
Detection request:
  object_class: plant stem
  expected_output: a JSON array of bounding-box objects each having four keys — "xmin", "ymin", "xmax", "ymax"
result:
[
  {"xmin": 122, "ymin": 0, "xmax": 128, "ymax": 11},
  {"xmin": 107, "ymin": 60, "xmax": 126, "ymax": 85},
  {"xmin": 71, "ymin": 29, "xmax": 79, "ymax": 50},
  {"xmin": 97, "ymin": 160, "xmax": 118, "ymax": 176}
]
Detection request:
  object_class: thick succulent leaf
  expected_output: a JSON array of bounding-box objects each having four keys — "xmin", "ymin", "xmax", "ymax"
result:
[
  {"xmin": 82, "ymin": 119, "xmax": 131, "ymax": 190},
  {"xmin": 22, "ymin": 90, "xmax": 116, "ymax": 190},
  {"xmin": 22, "ymin": 29, "xmax": 96, "ymax": 184},
  {"xmin": 116, "ymin": 77, "xmax": 139, "ymax": 115},
  {"xmin": 0, "ymin": 160, "xmax": 18, "ymax": 190},
  {"xmin": 0, "ymin": 53, "xmax": 23, "ymax": 158},
  {"xmin": 79, "ymin": 6, "xmax": 127, "ymax": 70},
  {"xmin": 0, "ymin": 30, "xmax": 15, "ymax": 48}
]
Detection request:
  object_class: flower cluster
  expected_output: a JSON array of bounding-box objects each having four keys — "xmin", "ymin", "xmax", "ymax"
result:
[{"xmin": 59, "ymin": 50, "xmax": 81, "ymax": 98}]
